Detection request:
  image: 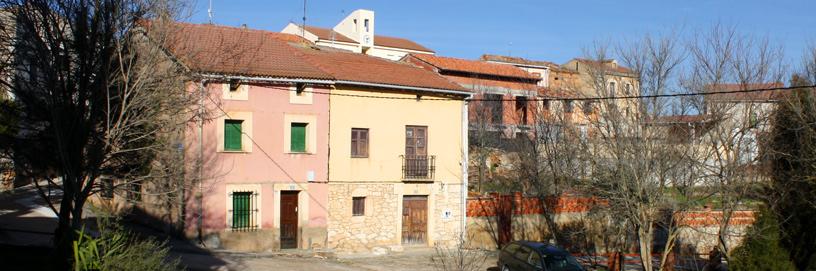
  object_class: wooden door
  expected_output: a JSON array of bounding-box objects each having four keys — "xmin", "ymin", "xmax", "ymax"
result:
[
  {"xmin": 405, "ymin": 126, "xmax": 428, "ymax": 178},
  {"xmin": 280, "ymin": 191, "xmax": 299, "ymax": 249},
  {"xmin": 401, "ymin": 196, "xmax": 428, "ymax": 245}
]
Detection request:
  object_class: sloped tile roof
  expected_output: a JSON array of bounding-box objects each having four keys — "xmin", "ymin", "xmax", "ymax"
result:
[
  {"xmin": 373, "ymin": 35, "xmax": 434, "ymax": 53},
  {"xmin": 162, "ymin": 22, "xmax": 331, "ymax": 79},
  {"xmin": 705, "ymin": 82, "xmax": 787, "ymax": 102},
  {"xmin": 160, "ymin": 22, "xmax": 464, "ymax": 92},
  {"xmin": 303, "ymin": 26, "xmax": 357, "ymax": 43},
  {"xmin": 480, "ymin": 54, "xmax": 561, "ymax": 69},
  {"xmin": 572, "ymin": 58, "xmax": 635, "ymax": 75},
  {"xmin": 293, "ymin": 45, "xmax": 464, "ymax": 91},
  {"xmin": 302, "ymin": 25, "xmax": 434, "ymax": 53},
  {"xmin": 409, "ymin": 54, "xmax": 541, "ymax": 80}
]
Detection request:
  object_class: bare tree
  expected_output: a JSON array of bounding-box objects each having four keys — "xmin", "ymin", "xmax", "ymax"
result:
[
  {"xmin": 576, "ymin": 34, "xmax": 689, "ymax": 271},
  {"xmin": 0, "ymin": 0, "xmax": 193, "ymax": 266},
  {"xmin": 684, "ymin": 25, "xmax": 785, "ymax": 261}
]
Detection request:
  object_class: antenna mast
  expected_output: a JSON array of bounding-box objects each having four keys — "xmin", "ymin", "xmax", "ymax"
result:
[
  {"xmin": 301, "ymin": 0, "xmax": 307, "ymax": 37},
  {"xmin": 207, "ymin": 0, "xmax": 213, "ymax": 23}
]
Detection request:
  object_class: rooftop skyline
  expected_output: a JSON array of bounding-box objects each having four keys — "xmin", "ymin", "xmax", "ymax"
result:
[{"xmin": 191, "ymin": 0, "xmax": 814, "ymax": 68}]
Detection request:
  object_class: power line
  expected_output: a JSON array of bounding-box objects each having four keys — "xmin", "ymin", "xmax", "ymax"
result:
[
  {"xmin": 201, "ymin": 91, "xmax": 389, "ymax": 250},
  {"xmin": 270, "ymin": 84, "xmax": 816, "ymax": 102}
]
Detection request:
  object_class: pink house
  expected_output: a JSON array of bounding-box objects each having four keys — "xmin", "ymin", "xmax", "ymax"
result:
[
  {"xmin": 161, "ymin": 21, "xmax": 469, "ymax": 252},
  {"xmin": 165, "ymin": 23, "xmax": 335, "ymax": 250}
]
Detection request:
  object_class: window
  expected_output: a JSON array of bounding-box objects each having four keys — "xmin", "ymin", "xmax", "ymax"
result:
[
  {"xmin": 364, "ymin": 19, "xmax": 370, "ymax": 32},
  {"xmin": 515, "ymin": 96, "xmax": 528, "ymax": 124},
  {"xmin": 608, "ymin": 81, "xmax": 616, "ymax": 95},
  {"xmin": 542, "ymin": 100, "xmax": 551, "ymax": 111},
  {"xmin": 528, "ymin": 252, "xmax": 543, "ymax": 269},
  {"xmin": 230, "ymin": 191, "xmax": 257, "ymax": 231},
  {"xmin": 503, "ymin": 243, "xmax": 521, "ymax": 254},
  {"xmin": 101, "ymin": 178, "xmax": 114, "ymax": 199},
  {"xmin": 486, "ymin": 94, "xmax": 504, "ymax": 124},
  {"xmin": 625, "ymin": 83, "xmax": 632, "ymax": 94},
  {"xmin": 352, "ymin": 197, "xmax": 365, "ymax": 216},
  {"xmin": 290, "ymin": 122, "xmax": 308, "ymax": 152},
  {"xmin": 515, "ymin": 245, "xmax": 532, "ymax": 261},
  {"xmin": 583, "ymin": 101, "xmax": 594, "ymax": 114},
  {"xmin": 224, "ymin": 119, "xmax": 243, "ymax": 151},
  {"xmin": 564, "ymin": 100, "xmax": 574, "ymax": 113},
  {"xmin": 351, "ymin": 128, "xmax": 369, "ymax": 157},
  {"xmin": 128, "ymin": 181, "xmax": 142, "ymax": 202},
  {"xmin": 749, "ymin": 112, "xmax": 759, "ymax": 127}
]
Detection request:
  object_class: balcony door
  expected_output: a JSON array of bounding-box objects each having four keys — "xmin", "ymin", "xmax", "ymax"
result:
[{"xmin": 405, "ymin": 126, "xmax": 428, "ymax": 178}]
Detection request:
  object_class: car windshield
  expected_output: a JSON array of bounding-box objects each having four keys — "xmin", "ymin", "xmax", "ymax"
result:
[{"xmin": 542, "ymin": 253, "xmax": 583, "ymax": 271}]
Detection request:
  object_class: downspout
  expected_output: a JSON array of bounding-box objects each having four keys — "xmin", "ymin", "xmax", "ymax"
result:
[
  {"xmin": 461, "ymin": 95, "xmax": 472, "ymax": 242},
  {"xmin": 197, "ymin": 79, "xmax": 207, "ymax": 244}
]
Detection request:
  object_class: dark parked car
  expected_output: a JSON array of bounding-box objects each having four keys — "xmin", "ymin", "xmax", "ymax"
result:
[{"xmin": 497, "ymin": 241, "xmax": 585, "ymax": 271}]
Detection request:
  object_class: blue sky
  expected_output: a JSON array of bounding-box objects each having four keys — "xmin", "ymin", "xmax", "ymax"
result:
[{"xmin": 189, "ymin": 0, "xmax": 815, "ymax": 65}]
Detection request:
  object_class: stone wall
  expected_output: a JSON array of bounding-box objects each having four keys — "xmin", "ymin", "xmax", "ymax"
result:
[
  {"xmin": 327, "ymin": 182, "xmax": 465, "ymax": 252},
  {"xmin": 328, "ymin": 183, "xmax": 400, "ymax": 252}
]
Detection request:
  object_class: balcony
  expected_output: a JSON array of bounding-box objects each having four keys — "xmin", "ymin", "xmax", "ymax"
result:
[{"xmin": 401, "ymin": 155, "xmax": 436, "ymax": 181}]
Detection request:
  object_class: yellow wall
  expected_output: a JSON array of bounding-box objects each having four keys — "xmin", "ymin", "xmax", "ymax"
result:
[{"xmin": 328, "ymin": 87, "xmax": 465, "ymax": 184}]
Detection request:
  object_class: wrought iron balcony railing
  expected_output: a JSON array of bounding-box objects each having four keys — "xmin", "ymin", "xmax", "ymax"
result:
[{"xmin": 401, "ymin": 155, "xmax": 436, "ymax": 181}]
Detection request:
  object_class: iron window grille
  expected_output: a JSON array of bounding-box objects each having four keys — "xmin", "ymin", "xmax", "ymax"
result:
[
  {"xmin": 229, "ymin": 191, "xmax": 259, "ymax": 231},
  {"xmin": 401, "ymin": 155, "xmax": 436, "ymax": 180}
]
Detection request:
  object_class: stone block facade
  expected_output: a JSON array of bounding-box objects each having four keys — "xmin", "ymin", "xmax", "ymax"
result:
[{"xmin": 327, "ymin": 182, "xmax": 464, "ymax": 252}]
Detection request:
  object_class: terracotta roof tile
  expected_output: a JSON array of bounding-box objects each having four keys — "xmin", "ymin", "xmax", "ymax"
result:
[
  {"xmin": 302, "ymin": 26, "xmax": 434, "ymax": 52},
  {"xmin": 161, "ymin": 22, "xmax": 463, "ymax": 92},
  {"xmin": 408, "ymin": 54, "xmax": 541, "ymax": 80},
  {"xmin": 162, "ymin": 22, "xmax": 331, "ymax": 79},
  {"xmin": 374, "ymin": 35, "xmax": 434, "ymax": 53},
  {"xmin": 705, "ymin": 82, "xmax": 787, "ymax": 102},
  {"xmin": 480, "ymin": 54, "xmax": 560, "ymax": 69},
  {"xmin": 294, "ymin": 46, "xmax": 465, "ymax": 91},
  {"xmin": 303, "ymin": 26, "xmax": 357, "ymax": 43},
  {"xmin": 572, "ymin": 58, "xmax": 635, "ymax": 75}
]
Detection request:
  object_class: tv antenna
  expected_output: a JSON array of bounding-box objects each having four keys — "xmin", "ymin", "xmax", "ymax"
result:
[
  {"xmin": 207, "ymin": 0, "xmax": 213, "ymax": 24},
  {"xmin": 301, "ymin": 0, "xmax": 307, "ymax": 37}
]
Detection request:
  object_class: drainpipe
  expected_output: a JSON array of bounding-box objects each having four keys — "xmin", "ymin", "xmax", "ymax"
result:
[
  {"xmin": 461, "ymin": 95, "xmax": 472, "ymax": 243},
  {"xmin": 197, "ymin": 79, "xmax": 207, "ymax": 244}
]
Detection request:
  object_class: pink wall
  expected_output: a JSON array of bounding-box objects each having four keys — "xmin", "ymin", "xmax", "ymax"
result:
[{"xmin": 184, "ymin": 81, "xmax": 330, "ymax": 233}]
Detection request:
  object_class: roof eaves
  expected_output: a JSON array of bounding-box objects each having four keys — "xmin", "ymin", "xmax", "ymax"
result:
[{"xmin": 335, "ymin": 79, "xmax": 471, "ymax": 97}]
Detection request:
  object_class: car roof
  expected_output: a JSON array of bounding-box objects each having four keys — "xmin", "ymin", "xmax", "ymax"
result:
[{"xmin": 513, "ymin": 241, "xmax": 570, "ymax": 255}]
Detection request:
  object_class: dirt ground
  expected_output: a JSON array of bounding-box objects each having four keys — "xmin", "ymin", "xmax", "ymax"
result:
[{"xmin": 178, "ymin": 248, "xmax": 499, "ymax": 271}]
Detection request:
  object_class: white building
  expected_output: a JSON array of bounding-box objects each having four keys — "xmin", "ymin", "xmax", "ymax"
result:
[{"xmin": 282, "ymin": 9, "xmax": 435, "ymax": 61}]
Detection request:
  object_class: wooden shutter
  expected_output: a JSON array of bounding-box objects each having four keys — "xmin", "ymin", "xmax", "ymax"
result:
[
  {"xmin": 291, "ymin": 123, "xmax": 307, "ymax": 152},
  {"xmin": 351, "ymin": 128, "xmax": 368, "ymax": 157},
  {"xmin": 224, "ymin": 120, "xmax": 243, "ymax": 151},
  {"xmin": 352, "ymin": 197, "xmax": 365, "ymax": 216}
]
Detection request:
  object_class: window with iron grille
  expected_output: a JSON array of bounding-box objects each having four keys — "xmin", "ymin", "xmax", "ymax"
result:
[
  {"xmin": 352, "ymin": 197, "xmax": 365, "ymax": 216},
  {"xmin": 230, "ymin": 191, "xmax": 258, "ymax": 231},
  {"xmin": 351, "ymin": 128, "xmax": 369, "ymax": 157}
]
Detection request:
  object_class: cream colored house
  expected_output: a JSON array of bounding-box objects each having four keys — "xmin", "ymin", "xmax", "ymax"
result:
[
  {"xmin": 276, "ymin": 35, "xmax": 471, "ymax": 252},
  {"xmin": 281, "ymin": 9, "xmax": 435, "ymax": 61}
]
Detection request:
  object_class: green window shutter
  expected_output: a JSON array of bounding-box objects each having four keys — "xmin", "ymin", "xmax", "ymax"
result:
[
  {"xmin": 224, "ymin": 120, "xmax": 243, "ymax": 151},
  {"xmin": 232, "ymin": 192, "xmax": 251, "ymax": 229},
  {"xmin": 291, "ymin": 123, "xmax": 307, "ymax": 152}
]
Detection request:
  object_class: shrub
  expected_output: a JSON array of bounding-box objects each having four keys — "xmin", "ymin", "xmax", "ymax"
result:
[
  {"xmin": 729, "ymin": 208, "xmax": 795, "ymax": 271},
  {"xmin": 73, "ymin": 218, "xmax": 181, "ymax": 271}
]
